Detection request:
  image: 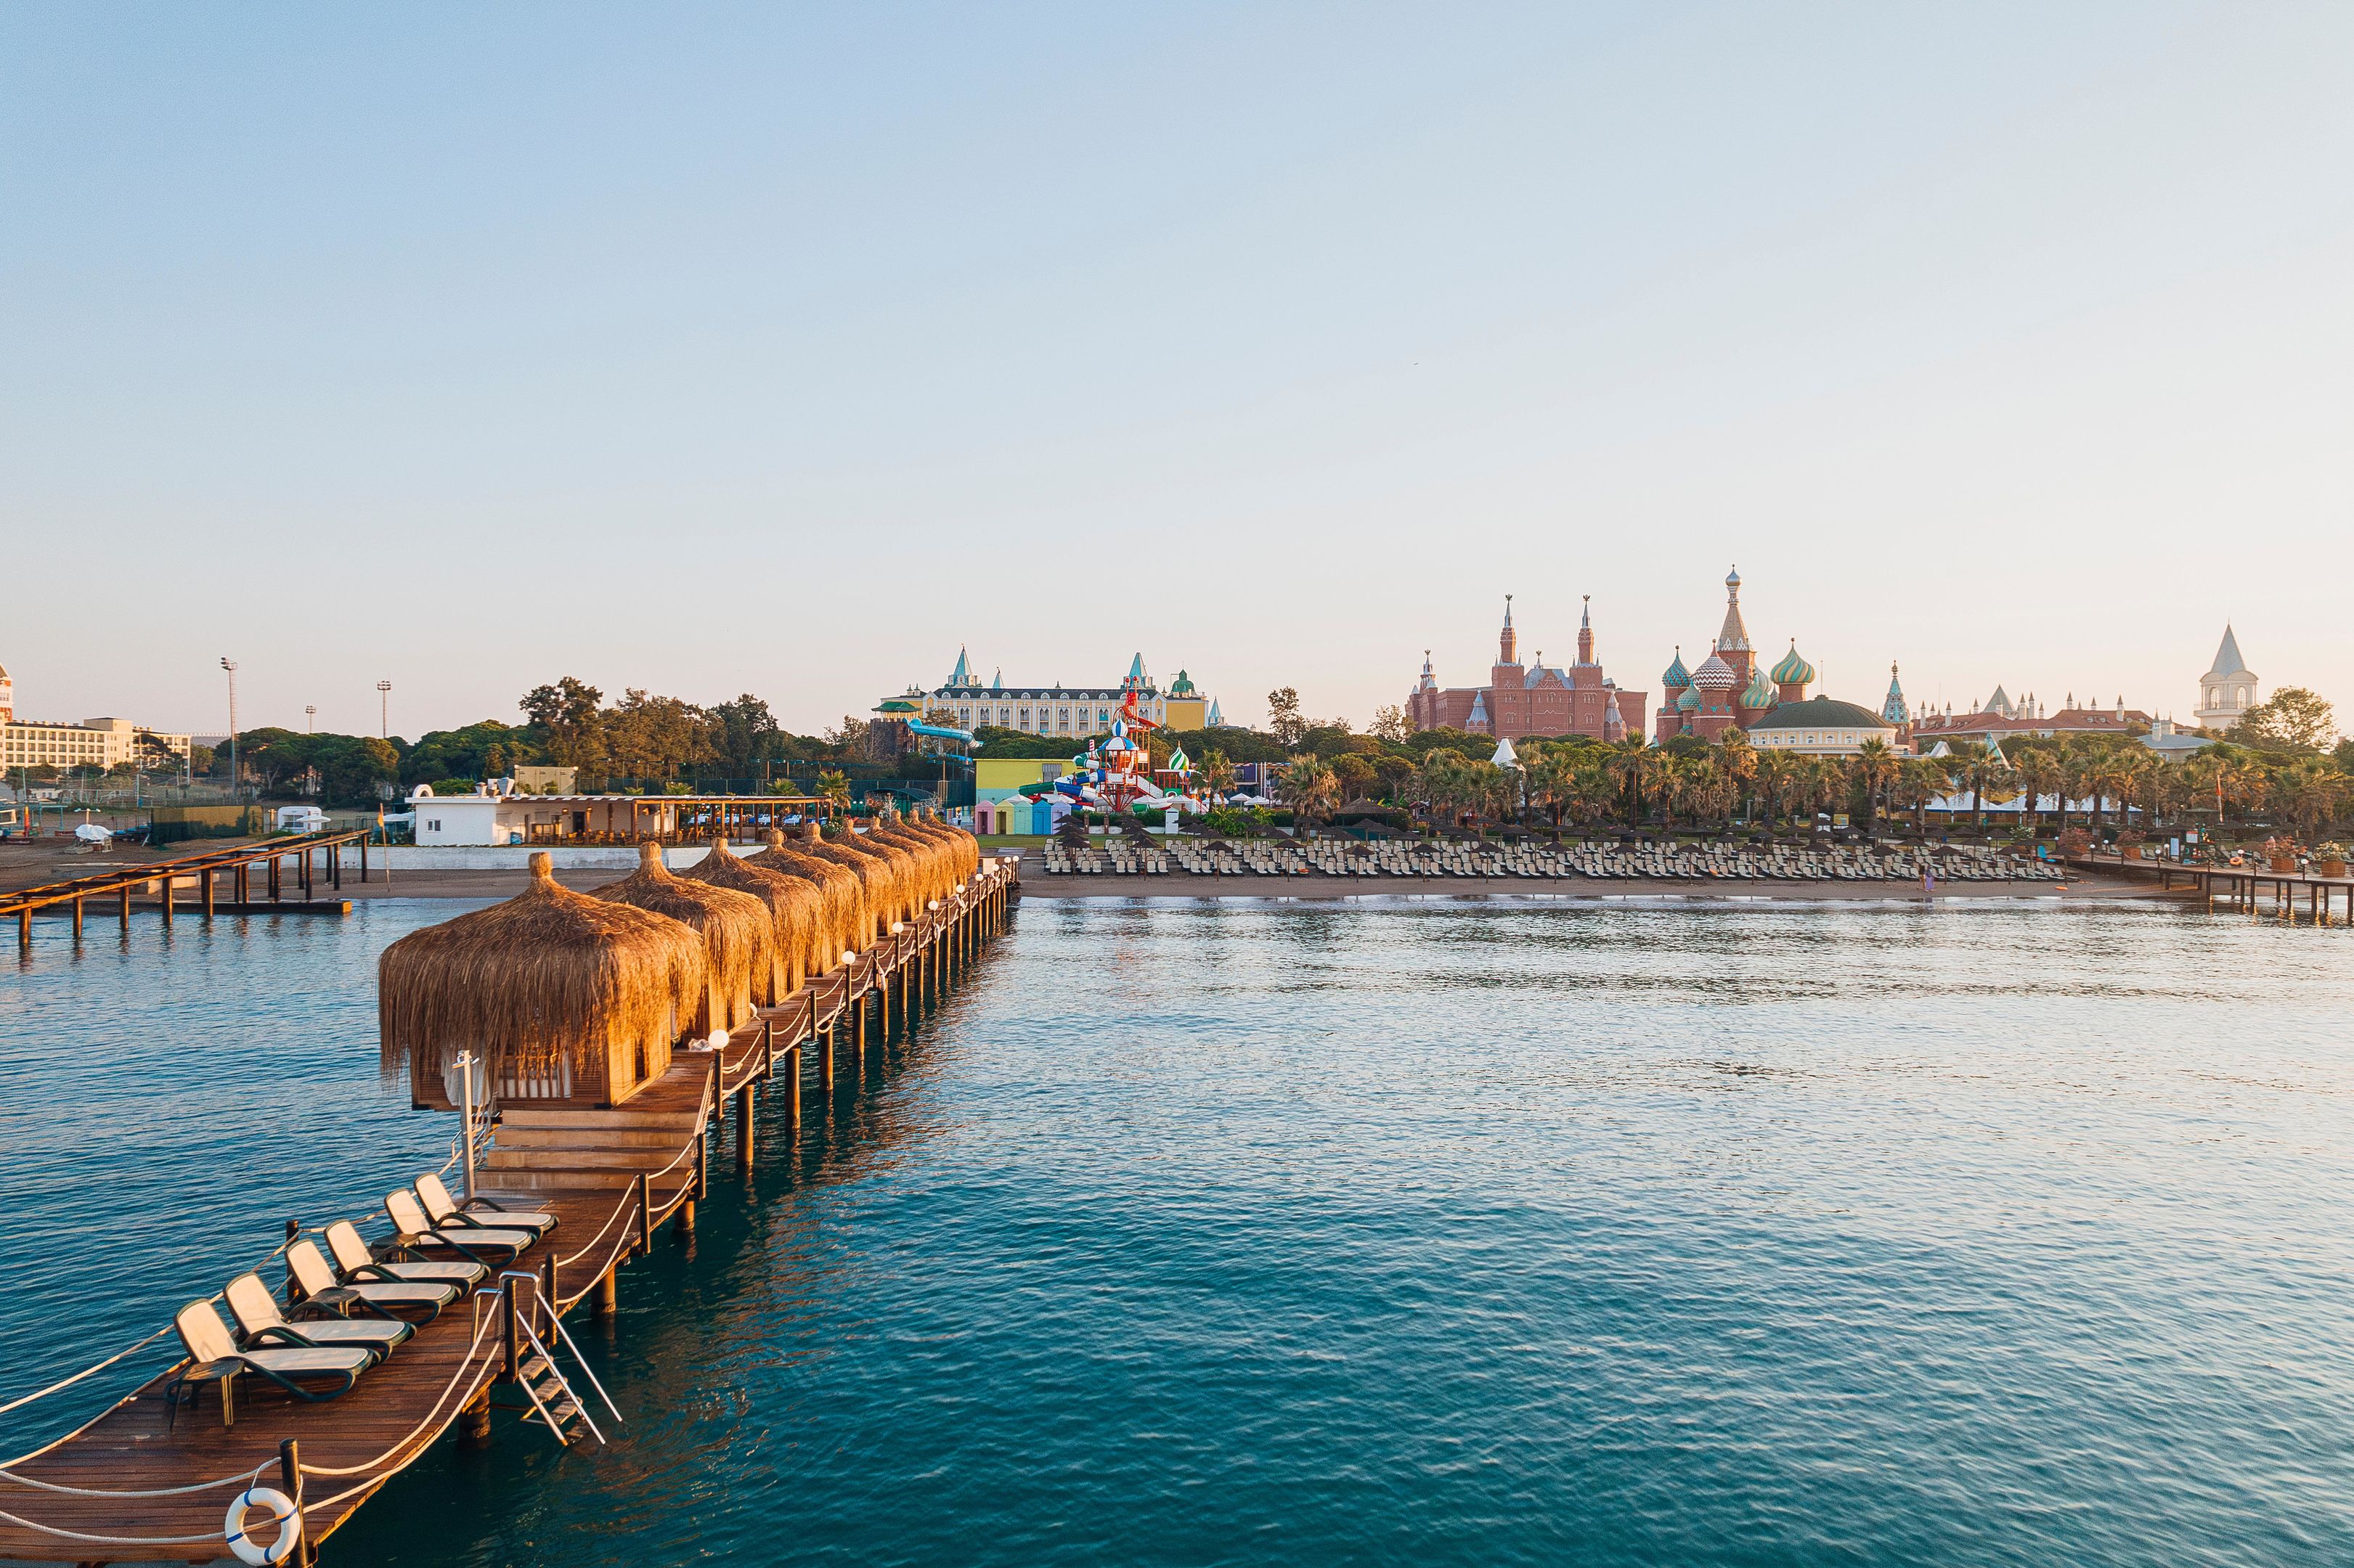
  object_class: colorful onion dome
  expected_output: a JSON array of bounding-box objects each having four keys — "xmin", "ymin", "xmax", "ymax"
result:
[
  {"xmin": 1740, "ymin": 666, "xmax": 1776, "ymax": 709},
  {"xmin": 1691, "ymin": 652, "xmax": 1738, "ymax": 690},
  {"xmin": 1769, "ymin": 640, "xmax": 1816, "ymax": 687},
  {"xmin": 1661, "ymin": 648, "xmax": 1691, "ymax": 689},
  {"xmin": 1676, "ymin": 685, "xmax": 1702, "ymax": 711}
]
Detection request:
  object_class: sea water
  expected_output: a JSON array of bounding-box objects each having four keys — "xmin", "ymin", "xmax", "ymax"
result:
[{"xmin": 4, "ymin": 897, "xmax": 2353, "ymax": 1566}]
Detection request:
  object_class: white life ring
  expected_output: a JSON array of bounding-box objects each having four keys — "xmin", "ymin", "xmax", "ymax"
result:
[{"xmin": 226, "ymin": 1485, "xmax": 301, "ymax": 1565}]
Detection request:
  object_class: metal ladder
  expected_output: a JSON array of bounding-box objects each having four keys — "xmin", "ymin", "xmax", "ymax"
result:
[{"xmin": 496, "ymin": 1272, "xmax": 622, "ymax": 1447}]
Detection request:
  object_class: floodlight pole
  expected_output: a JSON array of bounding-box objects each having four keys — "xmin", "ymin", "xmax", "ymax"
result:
[
  {"xmin": 220, "ymin": 658, "xmax": 240, "ymax": 799},
  {"xmin": 376, "ymin": 680, "xmax": 392, "ymax": 740}
]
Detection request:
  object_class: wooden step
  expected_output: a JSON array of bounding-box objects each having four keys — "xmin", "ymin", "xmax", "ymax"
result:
[
  {"xmin": 499, "ymin": 1108, "xmax": 704, "ymax": 1132},
  {"xmin": 493, "ymin": 1125, "xmax": 684, "ymax": 1151},
  {"xmin": 470, "ymin": 1165, "xmax": 646, "ymax": 1192},
  {"xmin": 485, "ymin": 1146, "xmax": 684, "ymax": 1172}
]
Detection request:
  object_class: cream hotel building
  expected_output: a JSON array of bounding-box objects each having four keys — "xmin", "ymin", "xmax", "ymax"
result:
[{"xmin": 0, "ymin": 663, "xmax": 191, "ymax": 772}]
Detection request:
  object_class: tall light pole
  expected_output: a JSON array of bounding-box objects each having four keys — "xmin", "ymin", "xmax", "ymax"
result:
[
  {"xmin": 221, "ymin": 658, "xmax": 240, "ymax": 798},
  {"xmin": 305, "ymin": 704, "xmax": 316, "ymax": 734},
  {"xmin": 377, "ymin": 680, "xmax": 392, "ymax": 740}
]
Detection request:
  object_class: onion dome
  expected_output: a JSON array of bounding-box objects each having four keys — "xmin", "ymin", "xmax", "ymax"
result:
[
  {"xmin": 1740, "ymin": 666, "xmax": 1776, "ymax": 709},
  {"xmin": 1676, "ymin": 685, "xmax": 1701, "ymax": 712},
  {"xmin": 1691, "ymin": 651, "xmax": 1738, "ymax": 690},
  {"xmin": 1661, "ymin": 647, "xmax": 1691, "ymax": 689},
  {"xmin": 1769, "ymin": 641, "xmax": 1815, "ymax": 687}
]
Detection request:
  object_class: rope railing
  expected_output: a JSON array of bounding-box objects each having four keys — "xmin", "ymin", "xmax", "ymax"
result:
[{"xmin": 0, "ymin": 846, "xmax": 1003, "ymax": 1543}]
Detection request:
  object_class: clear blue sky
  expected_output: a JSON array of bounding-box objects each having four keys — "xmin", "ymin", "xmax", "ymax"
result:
[{"xmin": 5, "ymin": 5, "xmax": 2350, "ymax": 740}]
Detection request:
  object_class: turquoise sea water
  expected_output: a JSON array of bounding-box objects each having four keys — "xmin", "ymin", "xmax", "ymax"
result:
[{"xmin": 5, "ymin": 897, "xmax": 2354, "ymax": 1566}]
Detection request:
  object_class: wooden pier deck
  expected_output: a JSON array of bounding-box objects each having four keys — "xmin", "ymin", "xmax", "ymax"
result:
[
  {"xmin": 0, "ymin": 858, "xmax": 1016, "ymax": 1564},
  {"xmin": 4, "ymin": 828, "xmax": 380, "ymax": 954},
  {"xmin": 2066, "ymin": 852, "xmax": 2354, "ymax": 923}
]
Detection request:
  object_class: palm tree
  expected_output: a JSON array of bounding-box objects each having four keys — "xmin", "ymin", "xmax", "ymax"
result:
[
  {"xmin": 1282, "ymin": 754, "xmax": 1340, "ymax": 828},
  {"xmin": 1752, "ymin": 749, "xmax": 1796, "ymax": 832},
  {"xmin": 816, "ymin": 768, "xmax": 852, "ymax": 811},
  {"xmin": 1893, "ymin": 756, "xmax": 1947, "ymax": 836},
  {"xmin": 1201, "ymin": 750, "xmax": 1237, "ymax": 798},
  {"xmin": 1717, "ymin": 732, "xmax": 1759, "ymax": 823},
  {"xmin": 1606, "ymin": 743, "xmax": 1666, "ymax": 825},
  {"xmin": 2012, "ymin": 747, "xmax": 2064, "ymax": 838},
  {"xmin": 1851, "ymin": 739, "xmax": 1899, "ymax": 836}
]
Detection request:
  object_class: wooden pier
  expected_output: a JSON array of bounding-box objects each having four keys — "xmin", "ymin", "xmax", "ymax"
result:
[
  {"xmin": 4, "ymin": 829, "xmax": 380, "ymax": 954},
  {"xmin": 0, "ymin": 857, "xmax": 1017, "ymax": 1564},
  {"xmin": 2066, "ymin": 852, "xmax": 2354, "ymax": 923}
]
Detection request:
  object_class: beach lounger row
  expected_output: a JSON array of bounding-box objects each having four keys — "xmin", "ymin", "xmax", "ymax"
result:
[
  {"xmin": 1038, "ymin": 838, "xmax": 2059, "ymax": 883},
  {"xmin": 165, "ymin": 1174, "xmax": 558, "ymax": 1426}
]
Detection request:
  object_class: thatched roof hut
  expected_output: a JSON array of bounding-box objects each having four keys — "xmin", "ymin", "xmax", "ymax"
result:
[
  {"xmin": 680, "ymin": 837, "xmax": 828, "ymax": 989},
  {"xmin": 592, "ymin": 843, "xmax": 775, "ymax": 1031},
  {"xmin": 746, "ymin": 830, "xmax": 867, "ymax": 965},
  {"xmin": 833, "ymin": 822, "xmax": 926, "ymax": 917},
  {"xmin": 380, "ymin": 851, "xmax": 706, "ymax": 1111},
  {"xmin": 868, "ymin": 820, "xmax": 956, "ymax": 907},
  {"xmin": 790, "ymin": 823, "xmax": 906, "ymax": 941}
]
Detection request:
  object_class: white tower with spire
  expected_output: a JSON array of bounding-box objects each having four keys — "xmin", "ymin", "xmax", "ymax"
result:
[{"xmin": 2194, "ymin": 626, "xmax": 2257, "ymax": 729}]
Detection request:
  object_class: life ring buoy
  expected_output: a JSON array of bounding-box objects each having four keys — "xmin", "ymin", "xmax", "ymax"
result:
[{"xmin": 226, "ymin": 1486, "xmax": 301, "ymax": 1566}]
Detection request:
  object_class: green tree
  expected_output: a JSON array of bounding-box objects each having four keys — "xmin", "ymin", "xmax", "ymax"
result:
[
  {"xmin": 1266, "ymin": 687, "xmax": 1306, "ymax": 747},
  {"xmin": 2230, "ymin": 686, "xmax": 2336, "ymax": 752},
  {"xmin": 709, "ymin": 694, "xmax": 783, "ymax": 773}
]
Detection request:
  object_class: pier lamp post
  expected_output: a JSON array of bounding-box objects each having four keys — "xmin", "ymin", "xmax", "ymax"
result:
[
  {"xmin": 377, "ymin": 680, "xmax": 393, "ymax": 740},
  {"xmin": 220, "ymin": 658, "xmax": 240, "ymax": 798}
]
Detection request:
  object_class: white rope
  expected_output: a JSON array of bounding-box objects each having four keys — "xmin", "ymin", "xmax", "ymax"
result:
[
  {"xmin": 296, "ymin": 1312, "xmax": 500, "ymax": 1478},
  {"xmin": 0, "ymin": 1460, "xmax": 269, "ymax": 1498},
  {"xmin": 0, "ymin": 1503, "xmax": 229, "ymax": 1546},
  {"xmin": 0, "ymin": 1325, "xmax": 172, "ymax": 1418}
]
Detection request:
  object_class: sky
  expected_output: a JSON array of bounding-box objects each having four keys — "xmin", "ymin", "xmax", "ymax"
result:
[{"xmin": 4, "ymin": 4, "xmax": 2350, "ymax": 741}]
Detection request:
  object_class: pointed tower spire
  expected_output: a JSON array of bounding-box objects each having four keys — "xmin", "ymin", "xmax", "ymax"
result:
[
  {"xmin": 947, "ymin": 646, "xmax": 973, "ymax": 687},
  {"xmin": 1498, "ymin": 595, "xmax": 1519, "ymax": 666},
  {"xmin": 1576, "ymin": 594, "xmax": 1595, "ymax": 666},
  {"xmin": 1882, "ymin": 662, "xmax": 1907, "ymax": 726}
]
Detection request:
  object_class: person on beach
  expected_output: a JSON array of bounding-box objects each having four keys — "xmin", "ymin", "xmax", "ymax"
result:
[{"xmin": 1922, "ymin": 866, "xmax": 1935, "ymax": 896}]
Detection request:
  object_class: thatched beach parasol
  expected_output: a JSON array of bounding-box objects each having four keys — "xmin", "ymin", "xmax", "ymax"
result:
[
  {"xmin": 831, "ymin": 820, "xmax": 927, "ymax": 919},
  {"xmin": 746, "ymin": 830, "xmax": 867, "ymax": 965},
  {"xmin": 380, "ymin": 851, "xmax": 706, "ymax": 1109},
  {"xmin": 592, "ymin": 842, "xmax": 776, "ymax": 1030},
  {"xmin": 680, "ymin": 836, "xmax": 828, "ymax": 988}
]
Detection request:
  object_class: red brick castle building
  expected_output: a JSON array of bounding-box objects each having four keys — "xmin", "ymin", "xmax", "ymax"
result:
[{"xmin": 1408, "ymin": 596, "xmax": 1648, "ymax": 742}]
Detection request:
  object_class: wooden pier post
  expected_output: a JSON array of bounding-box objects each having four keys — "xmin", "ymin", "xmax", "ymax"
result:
[
  {"xmin": 202, "ymin": 867, "xmax": 215, "ymax": 920},
  {"xmin": 595, "ymin": 1267, "xmax": 617, "ymax": 1316},
  {"xmin": 459, "ymin": 1385, "xmax": 493, "ymax": 1447},
  {"xmin": 360, "ymin": 833, "xmax": 369, "ymax": 883},
  {"xmin": 118, "ymin": 883, "xmax": 130, "ymax": 930},
  {"xmin": 820, "ymin": 1022, "xmax": 835, "ymax": 1093},
  {"xmin": 635, "ymin": 1172, "xmax": 653, "ymax": 1258},
  {"xmin": 280, "ymin": 1437, "xmax": 316, "ymax": 1568},
  {"xmin": 160, "ymin": 873, "xmax": 173, "ymax": 926},
  {"xmin": 268, "ymin": 854, "xmax": 280, "ymax": 903},
  {"xmin": 70, "ymin": 897, "xmax": 82, "ymax": 943},
  {"xmin": 736, "ymin": 1086, "xmax": 754, "ymax": 1175},
  {"xmin": 783, "ymin": 1043, "xmax": 802, "ymax": 1131}
]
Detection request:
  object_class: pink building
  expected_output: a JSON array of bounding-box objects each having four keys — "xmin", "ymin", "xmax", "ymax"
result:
[{"xmin": 1408, "ymin": 596, "xmax": 1647, "ymax": 743}]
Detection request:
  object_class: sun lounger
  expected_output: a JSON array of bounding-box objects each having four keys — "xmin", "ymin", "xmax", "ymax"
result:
[
  {"xmin": 166, "ymin": 1299, "xmax": 375, "ymax": 1429},
  {"xmin": 415, "ymin": 1173, "xmax": 558, "ymax": 1238},
  {"xmin": 385, "ymin": 1190, "xmax": 535, "ymax": 1265},
  {"xmin": 287, "ymin": 1239, "xmax": 457, "ymax": 1323},
  {"xmin": 224, "ymin": 1272, "xmax": 413, "ymax": 1359},
  {"xmin": 325, "ymin": 1220, "xmax": 486, "ymax": 1286}
]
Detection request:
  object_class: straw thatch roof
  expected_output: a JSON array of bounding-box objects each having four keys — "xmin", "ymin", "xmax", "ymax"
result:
[
  {"xmin": 680, "ymin": 837, "xmax": 827, "ymax": 989},
  {"xmin": 791, "ymin": 824, "xmax": 906, "ymax": 940},
  {"xmin": 746, "ymin": 830, "xmax": 868, "ymax": 965},
  {"xmin": 380, "ymin": 851, "xmax": 706, "ymax": 1090},
  {"xmin": 592, "ymin": 842, "xmax": 775, "ymax": 1026}
]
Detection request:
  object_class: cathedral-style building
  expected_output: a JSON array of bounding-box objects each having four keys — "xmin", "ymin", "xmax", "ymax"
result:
[
  {"xmin": 1654, "ymin": 567, "xmax": 1904, "ymax": 754},
  {"xmin": 1408, "ymin": 597, "xmax": 1647, "ymax": 742}
]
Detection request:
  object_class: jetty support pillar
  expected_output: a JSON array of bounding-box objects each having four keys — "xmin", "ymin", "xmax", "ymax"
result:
[{"xmin": 783, "ymin": 1043, "xmax": 802, "ymax": 1131}]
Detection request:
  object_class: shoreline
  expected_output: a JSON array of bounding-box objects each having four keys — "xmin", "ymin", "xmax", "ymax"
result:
[{"xmin": 315, "ymin": 866, "xmax": 2162, "ymax": 905}]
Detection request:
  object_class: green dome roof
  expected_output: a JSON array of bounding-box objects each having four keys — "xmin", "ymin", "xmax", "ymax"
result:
[
  {"xmin": 1740, "ymin": 667, "xmax": 1776, "ymax": 709},
  {"xmin": 1769, "ymin": 642, "xmax": 1816, "ymax": 686},
  {"xmin": 1661, "ymin": 649, "xmax": 1692, "ymax": 688},
  {"xmin": 1746, "ymin": 696, "xmax": 1892, "ymax": 732},
  {"xmin": 1675, "ymin": 685, "xmax": 1701, "ymax": 711}
]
